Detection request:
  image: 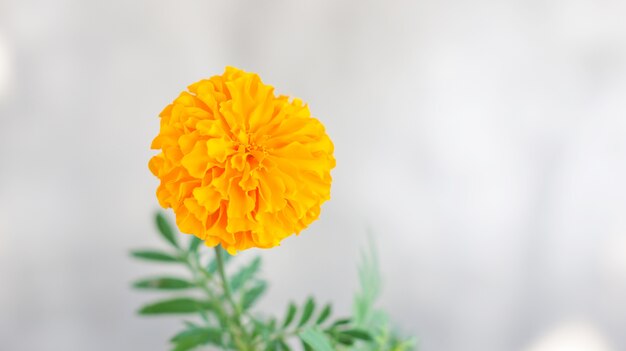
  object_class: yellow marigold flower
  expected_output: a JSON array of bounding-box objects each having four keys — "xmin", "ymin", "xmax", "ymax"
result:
[{"xmin": 149, "ymin": 67, "xmax": 335, "ymax": 254}]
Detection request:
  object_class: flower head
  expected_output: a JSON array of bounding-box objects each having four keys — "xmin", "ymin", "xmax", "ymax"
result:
[{"xmin": 149, "ymin": 67, "xmax": 335, "ymax": 254}]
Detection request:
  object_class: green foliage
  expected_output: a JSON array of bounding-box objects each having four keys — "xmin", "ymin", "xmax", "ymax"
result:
[
  {"xmin": 298, "ymin": 328, "xmax": 333, "ymax": 351},
  {"xmin": 171, "ymin": 327, "xmax": 222, "ymax": 351},
  {"xmin": 351, "ymin": 239, "xmax": 417, "ymax": 351},
  {"xmin": 138, "ymin": 298, "xmax": 213, "ymax": 315},
  {"xmin": 230, "ymin": 256, "xmax": 261, "ymax": 292},
  {"xmin": 206, "ymin": 246, "xmax": 232, "ymax": 273},
  {"xmin": 188, "ymin": 236, "xmax": 203, "ymax": 252},
  {"xmin": 131, "ymin": 249, "xmax": 180, "ymax": 263},
  {"xmin": 133, "ymin": 277, "xmax": 194, "ymax": 290},
  {"xmin": 282, "ymin": 303, "xmax": 297, "ymax": 328},
  {"xmin": 131, "ymin": 211, "xmax": 416, "ymax": 351},
  {"xmin": 241, "ymin": 281, "xmax": 267, "ymax": 310},
  {"xmin": 298, "ymin": 297, "xmax": 315, "ymax": 327},
  {"xmin": 156, "ymin": 212, "xmax": 179, "ymax": 248},
  {"xmin": 315, "ymin": 304, "xmax": 332, "ymax": 325}
]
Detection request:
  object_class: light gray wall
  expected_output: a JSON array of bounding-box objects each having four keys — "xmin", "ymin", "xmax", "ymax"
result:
[{"xmin": 1, "ymin": 0, "xmax": 626, "ymax": 350}]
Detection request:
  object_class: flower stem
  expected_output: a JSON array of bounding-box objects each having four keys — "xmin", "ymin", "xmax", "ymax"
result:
[
  {"xmin": 214, "ymin": 247, "xmax": 239, "ymax": 317},
  {"xmin": 214, "ymin": 247, "xmax": 253, "ymax": 350}
]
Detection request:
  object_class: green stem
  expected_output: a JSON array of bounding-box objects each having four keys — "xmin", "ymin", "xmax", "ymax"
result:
[
  {"xmin": 214, "ymin": 247, "xmax": 253, "ymax": 351},
  {"xmin": 214, "ymin": 247, "xmax": 240, "ymax": 318},
  {"xmin": 183, "ymin": 252, "xmax": 227, "ymax": 348}
]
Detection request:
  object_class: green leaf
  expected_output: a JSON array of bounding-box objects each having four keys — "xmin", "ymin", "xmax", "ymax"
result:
[
  {"xmin": 315, "ymin": 304, "xmax": 332, "ymax": 325},
  {"xmin": 171, "ymin": 327, "xmax": 222, "ymax": 351},
  {"xmin": 132, "ymin": 277, "xmax": 193, "ymax": 290},
  {"xmin": 298, "ymin": 297, "xmax": 316, "ymax": 327},
  {"xmin": 282, "ymin": 302, "xmax": 297, "ymax": 328},
  {"xmin": 277, "ymin": 338, "xmax": 291, "ymax": 351},
  {"xmin": 340, "ymin": 329, "xmax": 373, "ymax": 341},
  {"xmin": 131, "ymin": 249, "xmax": 179, "ymax": 263},
  {"xmin": 156, "ymin": 212, "xmax": 178, "ymax": 248},
  {"xmin": 298, "ymin": 327, "xmax": 333, "ymax": 351},
  {"xmin": 258, "ymin": 317, "xmax": 277, "ymax": 348},
  {"xmin": 188, "ymin": 236, "xmax": 202, "ymax": 252},
  {"xmin": 266, "ymin": 338, "xmax": 291, "ymax": 351},
  {"xmin": 331, "ymin": 332, "xmax": 355, "ymax": 346},
  {"xmin": 183, "ymin": 320, "xmax": 200, "ymax": 329},
  {"xmin": 230, "ymin": 256, "xmax": 261, "ymax": 291},
  {"xmin": 354, "ymin": 237, "xmax": 382, "ymax": 325},
  {"xmin": 265, "ymin": 340, "xmax": 279, "ymax": 351},
  {"xmin": 329, "ymin": 318, "xmax": 351, "ymax": 328},
  {"xmin": 267, "ymin": 318, "xmax": 277, "ymax": 331},
  {"xmin": 138, "ymin": 297, "xmax": 212, "ymax": 315},
  {"xmin": 241, "ymin": 281, "xmax": 267, "ymax": 310}
]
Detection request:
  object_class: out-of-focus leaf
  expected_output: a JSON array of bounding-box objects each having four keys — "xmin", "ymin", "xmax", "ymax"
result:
[
  {"xmin": 329, "ymin": 318, "xmax": 351, "ymax": 329},
  {"xmin": 171, "ymin": 327, "xmax": 222, "ymax": 351},
  {"xmin": 282, "ymin": 302, "xmax": 297, "ymax": 328},
  {"xmin": 241, "ymin": 281, "xmax": 267, "ymax": 310},
  {"xmin": 183, "ymin": 320, "xmax": 199, "ymax": 329},
  {"xmin": 332, "ymin": 332, "xmax": 355, "ymax": 346},
  {"xmin": 277, "ymin": 338, "xmax": 291, "ymax": 351},
  {"xmin": 315, "ymin": 304, "xmax": 332, "ymax": 325},
  {"xmin": 156, "ymin": 212, "xmax": 178, "ymax": 248},
  {"xmin": 298, "ymin": 327, "xmax": 333, "ymax": 351},
  {"xmin": 257, "ymin": 317, "xmax": 277, "ymax": 347},
  {"xmin": 132, "ymin": 277, "xmax": 193, "ymax": 290},
  {"xmin": 188, "ymin": 236, "xmax": 202, "ymax": 252},
  {"xmin": 267, "ymin": 318, "xmax": 277, "ymax": 332},
  {"xmin": 230, "ymin": 256, "xmax": 261, "ymax": 291},
  {"xmin": 138, "ymin": 297, "xmax": 212, "ymax": 315},
  {"xmin": 340, "ymin": 329, "xmax": 373, "ymax": 341},
  {"xmin": 354, "ymin": 238, "xmax": 381, "ymax": 325},
  {"xmin": 350, "ymin": 238, "xmax": 417, "ymax": 351},
  {"xmin": 265, "ymin": 340, "xmax": 279, "ymax": 351},
  {"xmin": 131, "ymin": 250, "xmax": 179, "ymax": 263},
  {"xmin": 298, "ymin": 297, "xmax": 316, "ymax": 327}
]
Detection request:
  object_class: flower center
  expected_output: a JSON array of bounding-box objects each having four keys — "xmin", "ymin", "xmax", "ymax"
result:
[{"xmin": 231, "ymin": 133, "xmax": 269, "ymax": 170}]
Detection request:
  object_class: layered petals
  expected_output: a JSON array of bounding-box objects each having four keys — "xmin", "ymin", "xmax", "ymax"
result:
[{"xmin": 149, "ymin": 67, "xmax": 335, "ymax": 254}]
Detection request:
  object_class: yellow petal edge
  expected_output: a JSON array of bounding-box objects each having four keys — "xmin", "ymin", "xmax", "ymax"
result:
[{"xmin": 149, "ymin": 67, "xmax": 335, "ymax": 254}]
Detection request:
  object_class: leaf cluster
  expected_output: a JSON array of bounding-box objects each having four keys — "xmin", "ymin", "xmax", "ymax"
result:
[
  {"xmin": 131, "ymin": 212, "xmax": 415, "ymax": 351},
  {"xmin": 351, "ymin": 240, "xmax": 417, "ymax": 351}
]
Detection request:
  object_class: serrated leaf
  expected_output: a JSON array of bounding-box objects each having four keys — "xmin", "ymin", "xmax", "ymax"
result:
[
  {"xmin": 131, "ymin": 250, "xmax": 179, "ymax": 263},
  {"xmin": 188, "ymin": 236, "xmax": 202, "ymax": 252},
  {"xmin": 340, "ymin": 329, "xmax": 373, "ymax": 341},
  {"xmin": 156, "ymin": 212, "xmax": 178, "ymax": 248},
  {"xmin": 138, "ymin": 297, "xmax": 212, "ymax": 315},
  {"xmin": 282, "ymin": 302, "xmax": 297, "ymax": 328},
  {"xmin": 241, "ymin": 281, "xmax": 267, "ymax": 310},
  {"xmin": 171, "ymin": 327, "xmax": 222, "ymax": 351},
  {"xmin": 230, "ymin": 256, "xmax": 261, "ymax": 292},
  {"xmin": 298, "ymin": 327, "xmax": 333, "ymax": 351},
  {"xmin": 298, "ymin": 297, "xmax": 316, "ymax": 327},
  {"xmin": 133, "ymin": 277, "xmax": 193, "ymax": 290},
  {"xmin": 315, "ymin": 304, "xmax": 332, "ymax": 325}
]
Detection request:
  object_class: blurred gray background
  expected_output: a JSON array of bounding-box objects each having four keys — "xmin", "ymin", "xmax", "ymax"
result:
[{"xmin": 1, "ymin": 0, "xmax": 626, "ymax": 350}]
